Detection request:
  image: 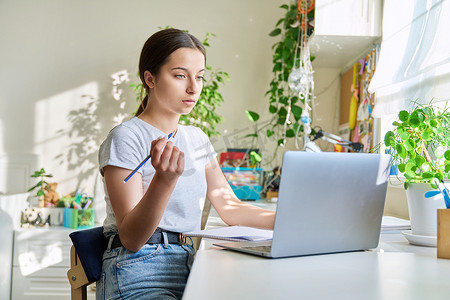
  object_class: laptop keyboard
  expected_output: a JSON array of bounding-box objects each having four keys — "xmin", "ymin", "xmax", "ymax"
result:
[{"xmin": 242, "ymin": 245, "xmax": 272, "ymax": 252}]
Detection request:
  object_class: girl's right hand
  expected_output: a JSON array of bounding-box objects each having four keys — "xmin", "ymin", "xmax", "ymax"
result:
[{"xmin": 150, "ymin": 137, "xmax": 185, "ymax": 184}]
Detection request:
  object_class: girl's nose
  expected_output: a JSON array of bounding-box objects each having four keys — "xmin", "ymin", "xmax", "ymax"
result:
[{"xmin": 187, "ymin": 77, "xmax": 201, "ymax": 94}]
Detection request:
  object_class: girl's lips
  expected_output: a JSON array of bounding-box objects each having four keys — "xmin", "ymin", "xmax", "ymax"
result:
[{"xmin": 182, "ymin": 100, "xmax": 196, "ymax": 106}]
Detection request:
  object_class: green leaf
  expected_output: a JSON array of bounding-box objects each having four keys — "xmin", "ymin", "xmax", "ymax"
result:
[
  {"xmin": 421, "ymin": 131, "xmax": 430, "ymax": 140},
  {"xmin": 272, "ymin": 62, "xmax": 282, "ymax": 72},
  {"xmin": 269, "ymin": 105, "xmax": 277, "ymax": 114},
  {"xmin": 445, "ymin": 162, "xmax": 450, "ymax": 172},
  {"xmin": 291, "ymin": 105, "xmax": 302, "ymax": 121},
  {"xmin": 431, "ymin": 180, "xmax": 439, "ymax": 189},
  {"xmin": 37, "ymin": 190, "xmax": 45, "ymax": 196},
  {"xmin": 415, "ymin": 155, "xmax": 426, "ymax": 167},
  {"xmin": 400, "ymin": 131, "xmax": 410, "ymax": 141},
  {"xmin": 275, "ymin": 18, "xmax": 285, "ymax": 27},
  {"xmin": 245, "ymin": 110, "xmax": 260, "ymax": 122},
  {"xmin": 405, "ymin": 170, "xmax": 417, "ymax": 178},
  {"xmin": 398, "ymin": 163, "xmax": 406, "ymax": 173},
  {"xmin": 444, "ymin": 150, "xmax": 450, "ymax": 160},
  {"xmin": 278, "ymin": 107, "xmax": 288, "ymax": 118},
  {"xmin": 282, "ymin": 47, "xmax": 290, "ymax": 60},
  {"xmin": 279, "ymin": 4, "xmax": 289, "ymax": 9},
  {"xmin": 269, "ymin": 28, "xmax": 282, "ymax": 37},
  {"xmin": 404, "ymin": 139, "xmax": 415, "ymax": 151},
  {"xmin": 405, "ymin": 161, "xmax": 417, "ymax": 173},
  {"xmin": 422, "ymin": 172, "xmax": 434, "ymax": 179},
  {"xmin": 293, "ymin": 122, "xmax": 300, "ymax": 133},
  {"xmin": 286, "ymin": 129, "xmax": 295, "ymax": 137},
  {"xmin": 398, "ymin": 110, "xmax": 409, "ymax": 122},
  {"xmin": 384, "ymin": 131, "xmax": 396, "ymax": 147},
  {"xmin": 250, "ymin": 151, "xmax": 262, "ymax": 163},
  {"xmin": 396, "ymin": 144, "xmax": 407, "ymax": 159},
  {"xmin": 267, "ymin": 130, "xmax": 274, "ymax": 137}
]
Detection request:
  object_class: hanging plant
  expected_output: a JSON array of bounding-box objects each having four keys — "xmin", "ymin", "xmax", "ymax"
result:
[
  {"xmin": 245, "ymin": 1, "xmax": 315, "ymax": 154},
  {"xmin": 130, "ymin": 30, "xmax": 229, "ymax": 138}
]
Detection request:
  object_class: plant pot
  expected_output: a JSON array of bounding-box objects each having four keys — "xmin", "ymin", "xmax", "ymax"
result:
[{"xmin": 406, "ymin": 183, "xmax": 446, "ymax": 236}]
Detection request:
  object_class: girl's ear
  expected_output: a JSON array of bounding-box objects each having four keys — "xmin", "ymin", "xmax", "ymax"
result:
[{"xmin": 144, "ymin": 71, "xmax": 155, "ymax": 89}]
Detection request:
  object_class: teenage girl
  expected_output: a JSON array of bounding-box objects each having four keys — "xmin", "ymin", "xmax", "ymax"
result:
[{"xmin": 97, "ymin": 28, "xmax": 275, "ymax": 300}]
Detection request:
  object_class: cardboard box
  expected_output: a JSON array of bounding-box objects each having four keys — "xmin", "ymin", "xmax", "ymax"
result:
[{"xmin": 437, "ymin": 209, "xmax": 450, "ymax": 259}]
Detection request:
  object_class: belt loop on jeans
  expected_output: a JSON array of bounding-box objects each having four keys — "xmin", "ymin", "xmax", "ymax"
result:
[
  {"xmin": 162, "ymin": 232, "xmax": 169, "ymax": 248},
  {"xmin": 107, "ymin": 235, "xmax": 115, "ymax": 250}
]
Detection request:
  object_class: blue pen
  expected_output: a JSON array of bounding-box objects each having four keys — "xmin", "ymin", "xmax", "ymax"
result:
[
  {"xmin": 440, "ymin": 182, "xmax": 450, "ymax": 209},
  {"xmin": 123, "ymin": 132, "xmax": 174, "ymax": 183},
  {"xmin": 424, "ymin": 182, "xmax": 450, "ymax": 208}
]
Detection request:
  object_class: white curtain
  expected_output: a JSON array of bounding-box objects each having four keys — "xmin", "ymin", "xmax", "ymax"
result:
[{"xmin": 369, "ymin": 0, "xmax": 450, "ymax": 117}]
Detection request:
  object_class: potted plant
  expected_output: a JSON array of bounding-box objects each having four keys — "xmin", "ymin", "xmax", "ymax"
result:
[
  {"xmin": 384, "ymin": 102, "xmax": 450, "ymax": 243},
  {"xmin": 27, "ymin": 168, "xmax": 54, "ymax": 207}
]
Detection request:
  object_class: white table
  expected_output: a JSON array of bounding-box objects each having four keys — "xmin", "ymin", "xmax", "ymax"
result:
[{"xmin": 183, "ymin": 200, "xmax": 450, "ymax": 300}]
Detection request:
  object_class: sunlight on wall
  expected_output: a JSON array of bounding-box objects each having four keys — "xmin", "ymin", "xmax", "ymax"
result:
[
  {"xmin": 34, "ymin": 82, "xmax": 99, "ymax": 196},
  {"xmin": 111, "ymin": 70, "xmax": 131, "ymax": 125}
]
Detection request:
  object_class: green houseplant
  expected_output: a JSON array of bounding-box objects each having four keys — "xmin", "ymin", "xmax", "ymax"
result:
[
  {"xmin": 384, "ymin": 103, "xmax": 450, "ymax": 189},
  {"xmin": 245, "ymin": 3, "xmax": 315, "ymax": 152},
  {"xmin": 131, "ymin": 30, "xmax": 229, "ymax": 138},
  {"xmin": 384, "ymin": 102, "xmax": 450, "ymax": 239},
  {"xmin": 27, "ymin": 168, "xmax": 54, "ymax": 197},
  {"xmin": 27, "ymin": 168, "xmax": 54, "ymax": 207}
]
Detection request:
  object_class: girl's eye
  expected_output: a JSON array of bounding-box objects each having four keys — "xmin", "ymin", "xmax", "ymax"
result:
[
  {"xmin": 196, "ymin": 76, "xmax": 204, "ymax": 81},
  {"xmin": 175, "ymin": 74, "xmax": 185, "ymax": 79}
]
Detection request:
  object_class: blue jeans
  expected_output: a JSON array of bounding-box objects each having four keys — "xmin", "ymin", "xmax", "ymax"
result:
[{"xmin": 96, "ymin": 236, "xmax": 195, "ymax": 300}]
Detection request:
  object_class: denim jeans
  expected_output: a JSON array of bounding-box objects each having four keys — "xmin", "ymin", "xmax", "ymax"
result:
[{"xmin": 96, "ymin": 236, "xmax": 195, "ymax": 300}]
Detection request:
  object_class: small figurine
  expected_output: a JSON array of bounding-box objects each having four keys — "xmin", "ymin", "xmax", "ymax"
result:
[
  {"xmin": 21, "ymin": 207, "xmax": 49, "ymax": 228},
  {"xmin": 44, "ymin": 182, "xmax": 60, "ymax": 207},
  {"xmin": 266, "ymin": 166, "xmax": 281, "ymax": 192}
]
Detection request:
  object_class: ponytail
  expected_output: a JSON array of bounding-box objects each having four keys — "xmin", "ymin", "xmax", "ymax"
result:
[{"xmin": 135, "ymin": 94, "xmax": 148, "ymax": 116}]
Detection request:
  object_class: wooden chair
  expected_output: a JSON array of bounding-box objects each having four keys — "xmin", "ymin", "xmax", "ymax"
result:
[{"xmin": 67, "ymin": 226, "xmax": 107, "ymax": 300}]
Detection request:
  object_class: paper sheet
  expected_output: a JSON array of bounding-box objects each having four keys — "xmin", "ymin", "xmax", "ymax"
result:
[{"xmin": 183, "ymin": 226, "xmax": 273, "ymax": 242}]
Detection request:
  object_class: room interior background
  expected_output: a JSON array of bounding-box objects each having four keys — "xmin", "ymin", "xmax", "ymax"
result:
[{"xmin": 0, "ymin": 0, "xmax": 343, "ymax": 197}]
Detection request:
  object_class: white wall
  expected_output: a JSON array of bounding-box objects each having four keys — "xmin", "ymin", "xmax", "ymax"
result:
[{"xmin": 0, "ymin": 0, "xmax": 339, "ymax": 196}]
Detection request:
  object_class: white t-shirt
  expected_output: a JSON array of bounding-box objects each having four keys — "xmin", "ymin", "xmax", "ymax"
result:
[{"xmin": 98, "ymin": 117, "xmax": 217, "ymax": 236}]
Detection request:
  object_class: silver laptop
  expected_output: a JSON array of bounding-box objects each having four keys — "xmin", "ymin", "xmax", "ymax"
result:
[{"xmin": 214, "ymin": 151, "xmax": 391, "ymax": 258}]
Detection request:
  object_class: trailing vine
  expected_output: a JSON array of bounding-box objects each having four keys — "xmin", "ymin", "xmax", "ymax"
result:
[{"xmin": 246, "ymin": 2, "xmax": 315, "ymax": 155}]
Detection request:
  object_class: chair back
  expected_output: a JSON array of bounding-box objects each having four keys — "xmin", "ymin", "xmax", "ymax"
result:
[{"xmin": 69, "ymin": 226, "xmax": 107, "ymax": 282}]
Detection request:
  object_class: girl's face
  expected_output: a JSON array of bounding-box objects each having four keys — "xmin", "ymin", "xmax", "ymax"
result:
[{"xmin": 145, "ymin": 47, "xmax": 205, "ymax": 116}]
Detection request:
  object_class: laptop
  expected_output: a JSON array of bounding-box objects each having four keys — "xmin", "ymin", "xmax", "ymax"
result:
[{"xmin": 214, "ymin": 151, "xmax": 391, "ymax": 258}]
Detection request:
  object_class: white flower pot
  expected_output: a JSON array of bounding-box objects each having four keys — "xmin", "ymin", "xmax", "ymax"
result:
[
  {"xmin": 406, "ymin": 183, "xmax": 446, "ymax": 236},
  {"xmin": 49, "ymin": 207, "xmax": 65, "ymax": 226}
]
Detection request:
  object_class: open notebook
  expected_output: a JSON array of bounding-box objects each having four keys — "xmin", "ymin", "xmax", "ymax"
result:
[{"xmin": 183, "ymin": 226, "xmax": 273, "ymax": 242}]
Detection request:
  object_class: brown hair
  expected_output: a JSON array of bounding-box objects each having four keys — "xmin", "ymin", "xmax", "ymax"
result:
[{"xmin": 135, "ymin": 28, "xmax": 206, "ymax": 116}]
